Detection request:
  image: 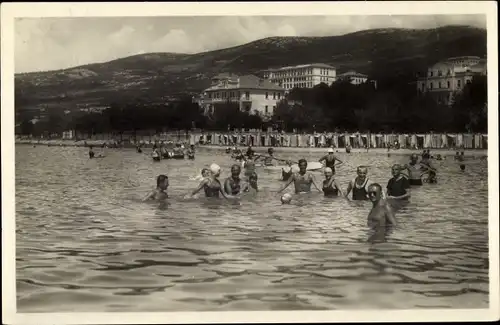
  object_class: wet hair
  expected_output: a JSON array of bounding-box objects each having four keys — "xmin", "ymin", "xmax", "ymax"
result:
[
  {"xmin": 357, "ymin": 166, "xmax": 368, "ymax": 173},
  {"xmin": 367, "ymin": 183, "xmax": 382, "ymax": 193},
  {"xmin": 298, "ymin": 158, "xmax": 308, "ymax": 166},
  {"xmin": 157, "ymin": 174, "xmax": 168, "ymax": 187},
  {"xmin": 201, "ymin": 168, "xmax": 209, "ymax": 175},
  {"xmin": 231, "ymin": 164, "xmax": 241, "ymax": 171}
]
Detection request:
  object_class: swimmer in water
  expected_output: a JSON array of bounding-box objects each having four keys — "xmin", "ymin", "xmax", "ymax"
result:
[
  {"xmin": 457, "ymin": 151, "xmax": 466, "ymax": 171},
  {"xmin": 386, "ymin": 164, "xmax": 411, "ymax": 201},
  {"xmin": 367, "ymin": 183, "xmax": 397, "ymax": 229},
  {"xmin": 257, "ymin": 148, "xmax": 277, "ymax": 166},
  {"xmin": 189, "ymin": 163, "xmax": 234, "ymax": 199},
  {"xmin": 322, "ymin": 167, "xmax": 344, "ymax": 198},
  {"xmin": 246, "ymin": 146, "xmax": 255, "ymax": 159},
  {"xmin": 345, "ymin": 166, "xmax": 372, "ymax": 200},
  {"xmin": 224, "ymin": 164, "xmax": 243, "ymax": 195},
  {"xmin": 143, "ymin": 174, "xmax": 169, "ymax": 201},
  {"xmin": 318, "ymin": 148, "xmax": 343, "ymax": 174},
  {"xmin": 281, "ymin": 160, "xmax": 293, "ymax": 181},
  {"xmin": 186, "ymin": 145, "xmax": 195, "ymax": 160},
  {"xmin": 242, "ymin": 172, "xmax": 259, "ymax": 193},
  {"xmin": 277, "ymin": 159, "xmax": 322, "ymax": 194},
  {"xmin": 89, "ymin": 146, "xmax": 95, "ymax": 159},
  {"xmin": 242, "ymin": 157, "xmax": 257, "ymax": 179},
  {"xmin": 403, "ymin": 154, "xmax": 429, "ymax": 186}
]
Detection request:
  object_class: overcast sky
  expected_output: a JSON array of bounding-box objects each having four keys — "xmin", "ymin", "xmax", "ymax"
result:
[{"xmin": 15, "ymin": 15, "xmax": 485, "ymax": 73}]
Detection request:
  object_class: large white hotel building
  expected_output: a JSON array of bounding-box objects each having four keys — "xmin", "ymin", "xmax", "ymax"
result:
[{"xmin": 259, "ymin": 63, "xmax": 336, "ymax": 90}]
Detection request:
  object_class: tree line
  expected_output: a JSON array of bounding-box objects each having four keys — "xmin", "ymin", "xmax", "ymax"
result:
[{"xmin": 16, "ymin": 75, "xmax": 487, "ymax": 138}]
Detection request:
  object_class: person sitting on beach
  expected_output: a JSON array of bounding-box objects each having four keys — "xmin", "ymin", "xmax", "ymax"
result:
[
  {"xmin": 386, "ymin": 164, "xmax": 411, "ymax": 201},
  {"xmin": 322, "ymin": 167, "xmax": 344, "ymax": 198},
  {"xmin": 277, "ymin": 159, "xmax": 322, "ymax": 194},
  {"xmin": 143, "ymin": 174, "xmax": 169, "ymax": 201},
  {"xmin": 189, "ymin": 164, "xmax": 234, "ymax": 199},
  {"xmin": 224, "ymin": 164, "xmax": 243, "ymax": 195},
  {"xmin": 345, "ymin": 166, "xmax": 372, "ymax": 200},
  {"xmin": 281, "ymin": 160, "xmax": 293, "ymax": 181},
  {"xmin": 89, "ymin": 146, "xmax": 95, "ymax": 159},
  {"xmin": 319, "ymin": 148, "xmax": 343, "ymax": 175},
  {"xmin": 367, "ymin": 183, "xmax": 397, "ymax": 229}
]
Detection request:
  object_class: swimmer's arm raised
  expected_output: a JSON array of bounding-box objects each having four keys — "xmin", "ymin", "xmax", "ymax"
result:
[{"xmin": 318, "ymin": 155, "xmax": 326, "ymax": 163}]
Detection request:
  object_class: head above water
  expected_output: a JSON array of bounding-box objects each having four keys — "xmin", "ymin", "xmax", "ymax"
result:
[
  {"xmin": 367, "ymin": 183, "xmax": 383, "ymax": 203},
  {"xmin": 357, "ymin": 166, "xmax": 368, "ymax": 178},
  {"xmin": 210, "ymin": 163, "xmax": 221, "ymax": 177},
  {"xmin": 298, "ymin": 158, "xmax": 308, "ymax": 169},
  {"xmin": 391, "ymin": 164, "xmax": 402, "ymax": 177},
  {"xmin": 327, "ymin": 148, "xmax": 334, "ymax": 154},
  {"xmin": 410, "ymin": 154, "xmax": 418, "ymax": 162},
  {"xmin": 324, "ymin": 167, "xmax": 333, "ymax": 178},
  {"xmin": 201, "ymin": 168, "xmax": 210, "ymax": 178},
  {"xmin": 231, "ymin": 164, "xmax": 241, "ymax": 176},
  {"xmin": 157, "ymin": 174, "xmax": 169, "ymax": 190},
  {"xmin": 268, "ymin": 147, "xmax": 274, "ymax": 154}
]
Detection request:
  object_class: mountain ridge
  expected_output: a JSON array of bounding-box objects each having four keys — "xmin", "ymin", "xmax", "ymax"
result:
[{"xmin": 15, "ymin": 25, "xmax": 486, "ymax": 111}]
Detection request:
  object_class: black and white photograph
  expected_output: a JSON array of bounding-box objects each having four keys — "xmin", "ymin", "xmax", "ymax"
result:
[{"xmin": 2, "ymin": 2, "xmax": 498, "ymax": 324}]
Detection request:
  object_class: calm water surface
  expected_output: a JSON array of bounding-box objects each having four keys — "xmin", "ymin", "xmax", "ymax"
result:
[{"xmin": 15, "ymin": 146, "xmax": 489, "ymax": 312}]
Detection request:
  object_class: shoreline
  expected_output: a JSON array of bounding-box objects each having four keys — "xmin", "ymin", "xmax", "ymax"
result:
[{"xmin": 15, "ymin": 139, "xmax": 488, "ymax": 157}]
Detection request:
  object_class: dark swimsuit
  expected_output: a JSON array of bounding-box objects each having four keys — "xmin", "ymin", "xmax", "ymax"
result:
[
  {"xmin": 387, "ymin": 176, "xmax": 410, "ymax": 198},
  {"xmin": 89, "ymin": 151, "xmax": 95, "ymax": 159},
  {"xmin": 322, "ymin": 179, "xmax": 339, "ymax": 197},
  {"xmin": 226, "ymin": 177, "xmax": 241, "ymax": 195},
  {"xmin": 352, "ymin": 177, "xmax": 369, "ymax": 200},
  {"xmin": 203, "ymin": 179, "xmax": 222, "ymax": 197},
  {"xmin": 323, "ymin": 157, "xmax": 336, "ymax": 174},
  {"xmin": 282, "ymin": 168, "xmax": 293, "ymax": 181}
]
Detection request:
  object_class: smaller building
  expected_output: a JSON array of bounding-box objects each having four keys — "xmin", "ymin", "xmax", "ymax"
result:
[
  {"xmin": 199, "ymin": 73, "xmax": 285, "ymax": 119},
  {"xmin": 336, "ymin": 71, "xmax": 376, "ymax": 88}
]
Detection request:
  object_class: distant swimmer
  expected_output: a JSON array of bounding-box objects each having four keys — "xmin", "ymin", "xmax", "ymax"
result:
[
  {"xmin": 277, "ymin": 159, "xmax": 322, "ymax": 194},
  {"xmin": 403, "ymin": 154, "xmax": 428, "ymax": 186},
  {"xmin": 136, "ymin": 145, "xmax": 143, "ymax": 153},
  {"xmin": 346, "ymin": 144, "xmax": 352, "ymax": 154},
  {"xmin": 386, "ymin": 164, "xmax": 411, "ymax": 201},
  {"xmin": 457, "ymin": 151, "xmax": 466, "ymax": 171},
  {"xmin": 224, "ymin": 164, "xmax": 243, "ymax": 195},
  {"xmin": 436, "ymin": 154, "xmax": 443, "ymax": 161},
  {"xmin": 322, "ymin": 167, "xmax": 344, "ymax": 198},
  {"xmin": 143, "ymin": 174, "xmax": 169, "ymax": 201},
  {"xmin": 89, "ymin": 146, "xmax": 95, "ymax": 159},
  {"xmin": 420, "ymin": 157, "xmax": 438, "ymax": 183},
  {"xmin": 152, "ymin": 148, "xmax": 161, "ymax": 161},
  {"xmin": 261, "ymin": 148, "xmax": 277, "ymax": 166},
  {"xmin": 367, "ymin": 183, "xmax": 397, "ymax": 229},
  {"xmin": 187, "ymin": 145, "xmax": 195, "ymax": 160},
  {"xmin": 242, "ymin": 158, "xmax": 257, "ymax": 178},
  {"xmin": 318, "ymin": 148, "xmax": 343, "ymax": 174},
  {"xmin": 189, "ymin": 164, "xmax": 234, "ymax": 199},
  {"xmin": 225, "ymin": 147, "xmax": 231, "ymax": 154},
  {"xmin": 246, "ymin": 146, "xmax": 255, "ymax": 159},
  {"xmin": 345, "ymin": 166, "xmax": 372, "ymax": 200},
  {"xmin": 281, "ymin": 160, "xmax": 293, "ymax": 181},
  {"xmin": 232, "ymin": 147, "xmax": 244, "ymax": 161}
]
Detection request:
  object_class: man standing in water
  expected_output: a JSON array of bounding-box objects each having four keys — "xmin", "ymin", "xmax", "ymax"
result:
[
  {"xmin": 318, "ymin": 148, "xmax": 343, "ymax": 174},
  {"xmin": 224, "ymin": 164, "xmax": 243, "ymax": 195},
  {"xmin": 345, "ymin": 166, "xmax": 372, "ymax": 200},
  {"xmin": 367, "ymin": 183, "xmax": 397, "ymax": 229},
  {"xmin": 386, "ymin": 164, "xmax": 411, "ymax": 200},
  {"xmin": 277, "ymin": 159, "xmax": 322, "ymax": 194},
  {"xmin": 403, "ymin": 154, "xmax": 429, "ymax": 186}
]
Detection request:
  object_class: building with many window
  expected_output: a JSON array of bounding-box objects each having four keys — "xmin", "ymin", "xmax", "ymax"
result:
[
  {"xmin": 416, "ymin": 56, "xmax": 487, "ymax": 105},
  {"xmin": 259, "ymin": 63, "xmax": 336, "ymax": 91},
  {"xmin": 336, "ymin": 71, "xmax": 377, "ymax": 88},
  {"xmin": 197, "ymin": 73, "xmax": 285, "ymax": 119}
]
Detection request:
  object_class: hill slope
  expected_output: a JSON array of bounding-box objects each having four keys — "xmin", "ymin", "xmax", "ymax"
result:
[{"xmin": 15, "ymin": 25, "xmax": 486, "ymax": 111}]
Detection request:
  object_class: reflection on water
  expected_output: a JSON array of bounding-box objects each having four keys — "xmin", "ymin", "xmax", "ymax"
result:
[{"xmin": 15, "ymin": 146, "xmax": 489, "ymax": 312}]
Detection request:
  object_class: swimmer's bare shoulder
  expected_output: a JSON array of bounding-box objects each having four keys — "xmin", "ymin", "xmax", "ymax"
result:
[{"xmin": 382, "ymin": 199, "xmax": 397, "ymax": 226}]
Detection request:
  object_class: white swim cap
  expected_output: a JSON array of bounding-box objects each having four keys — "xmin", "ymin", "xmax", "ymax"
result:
[
  {"xmin": 281, "ymin": 193, "xmax": 293, "ymax": 204},
  {"xmin": 210, "ymin": 163, "xmax": 221, "ymax": 174},
  {"xmin": 328, "ymin": 148, "xmax": 334, "ymax": 153}
]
